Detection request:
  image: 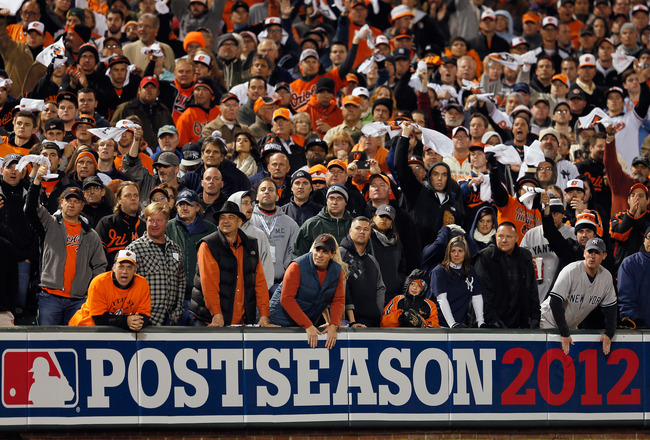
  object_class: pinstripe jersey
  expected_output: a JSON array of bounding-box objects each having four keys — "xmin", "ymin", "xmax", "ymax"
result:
[{"xmin": 540, "ymin": 260, "xmax": 617, "ymax": 329}]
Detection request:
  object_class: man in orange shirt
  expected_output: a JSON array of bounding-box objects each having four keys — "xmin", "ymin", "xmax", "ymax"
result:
[
  {"xmin": 176, "ymin": 77, "xmax": 221, "ymax": 147},
  {"xmin": 26, "ymin": 164, "xmax": 107, "ymax": 325},
  {"xmin": 69, "ymin": 250, "xmax": 151, "ymax": 330},
  {"xmin": 191, "ymin": 201, "xmax": 272, "ymax": 327},
  {"xmin": 297, "ymin": 77, "xmax": 343, "ymax": 138}
]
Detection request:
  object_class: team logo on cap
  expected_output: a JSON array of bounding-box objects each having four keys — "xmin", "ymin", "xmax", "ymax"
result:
[{"xmin": 2, "ymin": 349, "xmax": 78, "ymax": 408}]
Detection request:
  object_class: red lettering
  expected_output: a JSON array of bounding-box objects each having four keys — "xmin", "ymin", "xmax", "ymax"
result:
[
  {"xmin": 501, "ymin": 348, "xmax": 536, "ymax": 405},
  {"xmin": 538, "ymin": 349, "xmax": 575, "ymax": 406},
  {"xmin": 606, "ymin": 349, "xmax": 640, "ymax": 405},
  {"xmin": 579, "ymin": 349, "xmax": 602, "ymax": 405}
]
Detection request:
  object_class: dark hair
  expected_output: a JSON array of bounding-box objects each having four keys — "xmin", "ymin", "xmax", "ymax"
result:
[
  {"xmin": 352, "ymin": 216, "xmax": 371, "ymax": 225},
  {"xmin": 469, "ymin": 112, "xmax": 489, "ymax": 128},
  {"xmin": 251, "ymin": 54, "xmax": 270, "ymax": 68},
  {"xmin": 257, "ymin": 176, "xmax": 278, "ymax": 191},
  {"xmin": 588, "ymin": 132, "xmax": 607, "ymax": 147},
  {"xmin": 14, "ymin": 110, "xmax": 37, "ymax": 125},
  {"xmin": 78, "ymin": 88, "xmax": 97, "ymax": 98},
  {"xmin": 441, "ymin": 236, "xmax": 471, "ymax": 278},
  {"xmin": 498, "ymin": 221, "xmax": 517, "ymax": 232},
  {"xmin": 107, "ymin": 8, "xmax": 125, "ymax": 20},
  {"xmin": 114, "ymin": 180, "xmax": 140, "ymax": 214},
  {"xmin": 248, "ymin": 75, "xmax": 267, "ymax": 88},
  {"xmin": 39, "ymin": 142, "xmax": 62, "ymax": 157},
  {"xmin": 201, "ymin": 135, "xmax": 227, "ymax": 155}
]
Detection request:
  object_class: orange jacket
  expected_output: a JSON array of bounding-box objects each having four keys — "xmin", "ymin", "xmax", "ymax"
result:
[
  {"xmin": 297, "ymin": 95, "xmax": 343, "ymax": 138},
  {"xmin": 381, "ymin": 295, "xmax": 440, "ymax": 328},
  {"xmin": 177, "ymin": 105, "xmax": 221, "ymax": 147}
]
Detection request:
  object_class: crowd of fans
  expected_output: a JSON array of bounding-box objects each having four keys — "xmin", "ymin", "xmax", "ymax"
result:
[{"xmin": 0, "ymin": 0, "xmax": 648, "ymax": 352}]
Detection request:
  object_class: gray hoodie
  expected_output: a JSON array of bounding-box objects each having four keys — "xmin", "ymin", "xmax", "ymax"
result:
[{"xmin": 227, "ymin": 191, "xmax": 275, "ymax": 288}]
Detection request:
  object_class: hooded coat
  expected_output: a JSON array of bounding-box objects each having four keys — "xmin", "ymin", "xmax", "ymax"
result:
[{"xmin": 394, "ymin": 135, "xmax": 465, "ymax": 247}]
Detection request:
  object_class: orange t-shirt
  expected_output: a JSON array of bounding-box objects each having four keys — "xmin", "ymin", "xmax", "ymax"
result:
[
  {"xmin": 496, "ymin": 196, "xmax": 542, "ymax": 245},
  {"xmin": 349, "ymin": 22, "xmax": 383, "ymax": 68},
  {"xmin": 176, "ymin": 106, "xmax": 221, "ymax": 147},
  {"xmin": 69, "ymin": 272, "xmax": 151, "ymax": 326},
  {"xmin": 44, "ymin": 220, "xmax": 81, "ymax": 298},
  {"xmin": 115, "ymin": 152, "xmax": 154, "ymax": 175}
]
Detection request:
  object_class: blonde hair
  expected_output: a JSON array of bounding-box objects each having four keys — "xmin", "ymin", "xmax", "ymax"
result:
[
  {"xmin": 309, "ymin": 234, "xmax": 348, "ymax": 280},
  {"xmin": 144, "ymin": 201, "xmax": 170, "ymax": 221}
]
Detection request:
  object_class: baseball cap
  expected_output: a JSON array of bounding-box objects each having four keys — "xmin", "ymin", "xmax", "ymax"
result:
[
  {"xmin": 157, "ymin": 125, "xmax": 178, "ymax": 138},
  {"xmin": 394, "ymin": 47, "xmax": 411, "ymax": 60},
  {"xmin": 56, "ymin": 91, "xmax": 77, "ymax": 106},
  {"xmin": 82, "ymin": 175, "xmax": 103, "ymax": 190},
  {"xmin": 193, "ymin": 53, "xmax": 212, "ymax": 67},
  {"xmin": 264, "ymin": 17, "xmax": 282, "ymax": 27},
  {"xmin": 194, "ymin": 77, "xmax": 215, "ymax": 94},
  {"xmin": 394, "ymin": 28, "xmax": 413, "ymax": 40},
  {"xmin": 565, "ymin": 178, "xmax": 585, "ymax": 192},
  {"xmin": 316, "ymin": 77, "xmax": 335, "ymax": 94},
  {"xmin": 115, "ymin": 249, "xmax": 137, "ymax": 265},
  {"xmin": 552, "ymin": 73, "xmax": 569, "ymax": 86},
  {"xmin": 542, "ymin": 16, "xmax": 559, "ymax": 28},
  {"xmin": 231, "ymin": 0, "xmax": 249, "ymax": 11},
  {"xmin": 585, "ymin": 237, "xmax": 606, "ymax": 253},
  {"xmin": 368, "ymin": 173, "xmax": 390, "ymax": 187},
  {"xmin": 327, "ymin": 159, "xmax": 347, "ymax": 171},
  {"xmin": 407, "ymin": 155, "xmax": 425, "ymax": 167},
  {"xmin": 346, "ymin": 73, "xmax": 360, "ymax": 84},
  {"xmin": 313, "ymin": 234, "xmax": 337, "ymax": 253},
  {"xmin": 108, "ymin": 55, "xmax": 129, "ymax": 67},
  {"xmin": 579, "ymin": 25, "xmax": 594, "ymax": 37},
  {"xmin": 254, "ymin": 96, "xmax": 280, "ymax": 113},
  {"xmin": 72, "ymin": 114, "xmax": 96, "ymax": 132},
  {"xmin": 579, "ymin": 54, "xmax": 596, "ymax": 68},
  {"xmin": 62, "ymin": 186, "xmax": 85, "ymax": 202},
  {"xmin": 632, "ymin": 156, "xmax": 650, "ymax": 167},
  {"xmin": 452, "ymin": 126, "xmax": 469, "ymax": 137},
  {"xmin": 304, "ymin": 138, "xmax": 328, "ymax": 152},
  {"xmin": 299, "ymin": 48, "xmax": 319, "ymax": 62},
  {"xmin": 633, "ymin": 4, "xmax": 649, "ymax": 14},
  {"xmin": 140, "ymin": 76, "xmax": 159, "ymax": 88},
  {"xmin": 375, "ymin": 35, "xmax": 390, "ymax": 46},
  {"xmin": 390, "ymin": 4, "xmax": 414, "ymax": 21},
  {"xmin": 2, "ymin": 153, "xmax": 22, "ymax": 167},
  {"xmin": 181, "ymin": 142, "xmax": 202, "ymax": 167},
  {"xmin": 481, "ymin": 131, "xmax": 502, "ymax": 144},
  {"xmin": 273, "ymin": 108, "xmax": 291, "ymax": 121},
  {"xmin": 568, "ymin": 88, "xmax": 587, "ymax": 100},
  {"xmin": 342, "ymin": 95, "xmax": 362, "ymax": 107},
  {"xmin": 629, "ymin": 182, "xmax": 649, "ymax": 195},
  {"xmin": 177, "ymin": 189, "xmax": 200, "ymax": 205},
  {"xmin": 481, "ymin": 8, "xmax": 496, "ymax": 20},
  {"xmin": 291, "ymin": 169, "xmax": 312, "ymax": 185},
  {"xmin": 523, "ymin": 12, "xmax": 540, "ymax": 23},
  {"xmin": 310, "ymin": 164, "xmax": 327, "ymax": 182},
  {"xmin": 154, "ymin": 151, "xmax": 180, "ymax": 167},
  {"xmin": 275, "ymin": 82, "xmax": 291, "ymax": 93},
  {"xmin": 44, "ymin": 118, "xmax": 64, "ymax": 132},
  {"xmin": 511, "ymin": 37, "xmax": 529, "ymax": 48},
  {"xmin": 350, "ymin": 0, "xmax": 368, "ymax": 8},
  {"xmin": 469, "ymin": 142, "xmax": 485, "ymax": 151},
  {"xmin": 327, "ymin": 183, "xmax": 348, "ymax": 202},
  {"xmin": 352, "ymin": 87, "xmax": 370, "ymax": 99},
  {"xmin": 513, "ymin": 83, "xmax": 530, "ymax": 94},
  {"xmin": 447, "ymin": 100, "xmax": 463, "ymax": 113},
  {"xmin": 375, "ymin": 203, "xmax": 396, "ymax": 221},
  {"xmin": 27, "ymin": 21, "xmax": 45, "ymax": 35},
  {"xmin": 605, "ymin": 86, "xmax": 625, "ymax": 98}
]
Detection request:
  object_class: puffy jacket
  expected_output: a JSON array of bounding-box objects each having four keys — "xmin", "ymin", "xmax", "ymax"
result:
[{"xmin": 269, "ymin": 253, "xmax": 341, "ymax": 327}]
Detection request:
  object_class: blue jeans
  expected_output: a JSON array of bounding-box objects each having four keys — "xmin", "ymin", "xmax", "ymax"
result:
[
  {"xmin": 37, "ymin": 291, "xmax": 85, "ymax": 326},
  {"xmin": 173, "ymin": 299, "xmax": 192, "ymax": 326},
  {"xmin": 16, "ymin": 261, "xmax": 31, "ymax": 311}
]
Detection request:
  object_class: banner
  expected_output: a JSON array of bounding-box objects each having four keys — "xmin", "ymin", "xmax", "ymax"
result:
[{"xmin": 0, "ymin": 328, "xmax": 646, "ymax": 427}]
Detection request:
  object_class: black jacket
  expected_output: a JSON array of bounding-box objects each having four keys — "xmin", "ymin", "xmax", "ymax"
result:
[
  {"xmin": 191, "ymin": 229, "xmax": 260, "ymax": 325},
  {"xmin": 394, "ymin": 135, "xmax": 464, "ymax": 247},
  {"xmin": 95, "ymin": 210, "xmax": 147, "ymax": 267},
  {"xmin": 474, "ymin": 241, "xmax": 540, "ymax": 329}
]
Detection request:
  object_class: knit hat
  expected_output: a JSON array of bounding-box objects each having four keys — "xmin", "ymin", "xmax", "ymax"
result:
[
  {"xmin": 183, "ymin": 31, "xmax": 206, "ymax": 51},
  {"xmin": 327, "ymin": 183, "xmax": 348, "ymax": 202},
  {"xmin": 77, "ymin": 43, "xmax": 99, "ymax": 64},
  {"xmin": 373, "ymin": 98, "xmax": 393, "ymax": 114}
]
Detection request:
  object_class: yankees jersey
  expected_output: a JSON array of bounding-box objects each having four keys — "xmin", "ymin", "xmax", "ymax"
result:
[
  {"xmin": 539, "ymin": 260, "xmax": 616, "ymax": 329},
  {"xmin": 520, "ymin": 223, "xmax": 576, "ymax": 303}
]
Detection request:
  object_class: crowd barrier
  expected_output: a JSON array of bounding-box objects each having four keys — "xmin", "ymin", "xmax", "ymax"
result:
[{"xmin": 0, "ymin": 327, "xmax": 647, "ymax": 429}]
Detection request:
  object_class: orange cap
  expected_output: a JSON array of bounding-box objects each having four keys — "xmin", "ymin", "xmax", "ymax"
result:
[
  {"xmin": 523, "ymin": 12, "xmax": 540, "ymax": 23},
  {"xmin": 342, "ymin": 95, "xmax": 361, "ymax": 106},
  {"xmin": 273, "ymin": 107, "xmax": 292, "ymax": 121}
]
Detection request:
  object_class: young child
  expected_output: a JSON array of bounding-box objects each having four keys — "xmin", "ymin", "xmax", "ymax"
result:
[{"xmin": 381, "ymin": 269, "xmax": 439, "ymax": 328}]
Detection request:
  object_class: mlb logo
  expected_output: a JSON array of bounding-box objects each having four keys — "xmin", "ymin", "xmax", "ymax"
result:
[{"xmin": 2, "ymin": 349, "xmax": 78, "ymax": 408}]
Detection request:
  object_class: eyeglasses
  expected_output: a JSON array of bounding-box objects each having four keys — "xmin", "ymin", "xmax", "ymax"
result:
[
  {"xmin": 105, "ymin": 44, "xmax": 119, "ymax": 49},
  {"xmin": 555, "ymin": 110, "xmax": 569, "ymax": 114},
  {"xmin": 151, "ymin": 196, "xmax": 168, "ymax": 203},
  {"xmin": 538, "ymin": 166, "xmax": 553, "ymax": 171}
]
